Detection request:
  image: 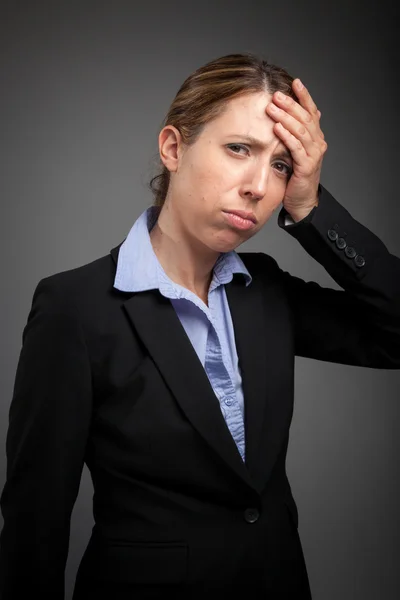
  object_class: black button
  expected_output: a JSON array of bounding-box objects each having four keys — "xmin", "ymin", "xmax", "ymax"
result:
[
  {"xmin": 344, "ymin": 246, "xmax": 357, "ymax": 259},
  {"xmin": 336, "ymin": 237, "xmax": 347, "ymax": 250},
  {"xmin": 354, "ymin": 255, "xmax": 366, "ymax": 268},
  {"xmin": 327, "ymin": 229, "xmax": 338, "ymax": 241},
  {"xmin": 244, "ymin": 508, "xmax": 260, "ymax": 523}
]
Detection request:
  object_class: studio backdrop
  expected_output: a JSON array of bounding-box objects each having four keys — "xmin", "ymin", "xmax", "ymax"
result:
[{"xmin": 0, "ymin": 1, "xmax": 399, "ymax": 599}]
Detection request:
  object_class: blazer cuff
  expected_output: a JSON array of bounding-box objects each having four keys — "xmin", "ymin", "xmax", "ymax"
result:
[
  {"xmin": 277, "ymin": 183, "xmax": 389, "ymax": 281},
  {"xmin": 278, "ymin": 184, "xmax": 321, "ymax": 229}
]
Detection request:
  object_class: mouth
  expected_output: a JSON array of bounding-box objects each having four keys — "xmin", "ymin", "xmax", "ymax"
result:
[
  {"xmin": 222, "ymin": 210, "xmax": 257, "ymax": 231},
  {"xmin": 222, "ymin": 209, "xmax": 258, "ymax": 224}
]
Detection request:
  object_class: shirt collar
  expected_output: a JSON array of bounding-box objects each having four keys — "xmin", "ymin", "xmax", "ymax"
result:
[{"xmin": 113, "ymin": 205, "xmax": 252, "ymax": 295}]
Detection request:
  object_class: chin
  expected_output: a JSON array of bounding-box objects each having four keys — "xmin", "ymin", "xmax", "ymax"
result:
[{"xmin": 209, "ymin": 235, "xmax": 249, "ymax": 254}]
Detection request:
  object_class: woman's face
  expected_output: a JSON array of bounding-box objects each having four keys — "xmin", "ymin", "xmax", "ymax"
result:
[{"xmin": 159, "ymin": 90, "xmax": 294, "ymax": 253}]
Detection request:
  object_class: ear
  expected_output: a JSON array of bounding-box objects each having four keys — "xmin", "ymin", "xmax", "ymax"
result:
[{"xmin": 158, "ymin": 125, "xmax": 185, "ymax": 173}]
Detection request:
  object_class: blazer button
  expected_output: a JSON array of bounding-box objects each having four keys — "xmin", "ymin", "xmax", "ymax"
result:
[
  {"xmin": 354, "ymin": 255, "xmax": 366, "ymax": 268},
  {"xmin": 327, "ymin": 229, "xmax": 338, "ymax": 241},
  {"xmin": 244, "ymin": 508, "xmax": 260, "ymax": 523},
  {"xmin": 336, "ymin": 237, "xmax": 347, "ymax": 250},
  {"xmin": 344, "ymin": 246, "xmax": 357, "ymax": 259}
]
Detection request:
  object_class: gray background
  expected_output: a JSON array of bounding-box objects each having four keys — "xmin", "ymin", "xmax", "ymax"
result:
[{"xmin": 1, "ymin": 1, "xmax": 399, "ymax": 598}]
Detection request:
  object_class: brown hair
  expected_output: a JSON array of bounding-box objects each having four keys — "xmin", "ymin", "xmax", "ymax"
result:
[{"xmin": 149, "ymin": 53, "xmax": 298, "ymax": 207}]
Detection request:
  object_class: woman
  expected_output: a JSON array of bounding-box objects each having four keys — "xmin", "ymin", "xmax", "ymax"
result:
[{"xmin": 0, "ymin": 53, "xmax": 399, "ymax": 599}]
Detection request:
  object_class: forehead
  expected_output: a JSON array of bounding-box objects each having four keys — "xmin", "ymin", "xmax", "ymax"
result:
[{"xmin": 206, "ymin": 91, "xmax": 274, "ymax": 133}]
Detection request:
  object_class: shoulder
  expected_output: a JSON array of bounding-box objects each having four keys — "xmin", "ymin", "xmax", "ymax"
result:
[
  {"xmin": 237, "ymin": 251, "xmax": 282, "ymax": 280},
  {"xmin": 29, "ymin": 243, "xmax": 124, "ymax": 322}
]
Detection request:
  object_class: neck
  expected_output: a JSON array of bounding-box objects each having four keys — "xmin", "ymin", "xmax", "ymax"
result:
[{"xmin": 149, "ymin": 201, "xmax": 220, "ymax": 302}]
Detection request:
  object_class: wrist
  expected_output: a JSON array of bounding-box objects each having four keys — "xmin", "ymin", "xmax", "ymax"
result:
[
  {"xmin": 287, "ymin": 204, "xmax": 317, "ymax": 222},
  {"xmin": 286, "ymin": 194, "xmax": 319, "ymax": 223}
]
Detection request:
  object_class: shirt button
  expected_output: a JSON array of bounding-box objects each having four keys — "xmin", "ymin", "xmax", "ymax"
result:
[
  {"xmin": 224, "ymin": 397, "xmax": 233, "ymax": 406},
  {"xmin": 244, "ymin": 508, "xmax": 260, "ymax": 523}
]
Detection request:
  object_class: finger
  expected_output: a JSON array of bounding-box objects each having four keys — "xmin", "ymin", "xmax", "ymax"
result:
[
  {"xmin": 293, "ymin": 79, "xmax": 318, "ymax": 117},
  {"xmin": 269, "ymin": 91, "xmax": 323, "ymax": 143},
  {"xmin": 266, "ymin": 103, "xmax": 322, "ymax": 159},
  {"xmin": 273, "ymin": 122, "xmax": 308, "ymax": 168},
  {"xmin": 294, "ymin": 82, "xmax": 324, "ymax": 139}
]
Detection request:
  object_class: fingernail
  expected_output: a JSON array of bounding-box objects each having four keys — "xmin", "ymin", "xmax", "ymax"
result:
[{"xmin": 296, "ymin": 79, "xmax": 304, "ymax": 90}]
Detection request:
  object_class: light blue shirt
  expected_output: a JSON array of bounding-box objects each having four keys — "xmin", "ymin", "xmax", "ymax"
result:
[{"xmin": 113, "ymin": 205, "xmax": 252, "ymax": 461}]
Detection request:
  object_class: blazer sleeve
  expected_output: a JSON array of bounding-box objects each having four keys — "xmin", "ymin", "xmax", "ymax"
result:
[
  {"xmin": 270, "ymin": 184, "xmax": 400, "ymax": 368},
  {"xmin": 0, "ymin": 276, "xmax": 93, "ymax": 599}
]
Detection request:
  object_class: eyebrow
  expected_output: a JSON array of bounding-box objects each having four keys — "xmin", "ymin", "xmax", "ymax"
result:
[{"xmin": 227, "ymin": 134, "xmax": 293, "ymax": 161}]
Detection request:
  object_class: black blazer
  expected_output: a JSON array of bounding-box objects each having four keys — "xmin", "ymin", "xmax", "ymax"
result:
[{"xmin": 0, "ymin": 185, "xmax": 399, "ymax": 599}]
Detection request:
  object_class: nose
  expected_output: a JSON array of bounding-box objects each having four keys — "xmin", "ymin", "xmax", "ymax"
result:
[{"xmin": 240, "ymin": 162, "xmax": 269, "ymax": 201}]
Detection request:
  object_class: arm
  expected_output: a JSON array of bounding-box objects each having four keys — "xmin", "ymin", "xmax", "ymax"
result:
[
  {"xmin": 273, "ymin": 184, "xmax": 400, "ymax": 368},
  {"xmin": 0, "ymin": 277, "xmax": 93, "ymax": 599}
]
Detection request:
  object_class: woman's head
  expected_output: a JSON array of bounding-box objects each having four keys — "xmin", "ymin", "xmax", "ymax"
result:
[{"xmin": 149, "ymin": 53, "xmax": 299, "ymax": 253}]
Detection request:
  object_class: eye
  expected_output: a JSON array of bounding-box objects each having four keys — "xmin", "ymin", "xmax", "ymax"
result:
[
  {"xmin": 226, "ymin": 143, "xmax": 250, "ymax": 156},
  {"xmin": 273, "ymin": 161, "xmax": 292, "ymax": 177}
]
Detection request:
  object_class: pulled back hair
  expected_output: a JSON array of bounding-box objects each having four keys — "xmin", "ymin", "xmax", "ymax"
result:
[{"xmin": 149, "ymin": 53, "xmax": 298, "ymax": 208}]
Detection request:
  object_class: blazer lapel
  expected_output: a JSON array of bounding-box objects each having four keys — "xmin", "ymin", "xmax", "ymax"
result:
[
  {"xmin": 224, "ymin": 265, "xmax": 269, "ymax": 489},
  {"xmin": 123, "ymin": 289, "xmax": 256, "ymax": 489},
  {"xmin": 231, "ymin": 252, "xmax": 297, "ymax": 492},
  {"xmin": 110, "ymin": 244, "xmax": 279, "ymax": 492}
]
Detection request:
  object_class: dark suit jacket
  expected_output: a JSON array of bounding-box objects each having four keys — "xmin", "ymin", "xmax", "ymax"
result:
[{"xmin": 0, "ymin": 185, "xmax": 399, "ymax": 599}]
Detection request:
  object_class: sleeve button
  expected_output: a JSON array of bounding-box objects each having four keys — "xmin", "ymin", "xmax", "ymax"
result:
[
  {"xmin": 344, "ymin": 246, "xmax": 357, "ymax": 259},
  {"xmin": 327, "ymin": 229, "xmax": 338, "ymax": 241},
  {"xmin": 336, "ymin": 237, "xmax": 347, "ymax": 250},
  {"xmin": 354, "ymin": 255, "xmax": 366, "ymax": 268}
]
